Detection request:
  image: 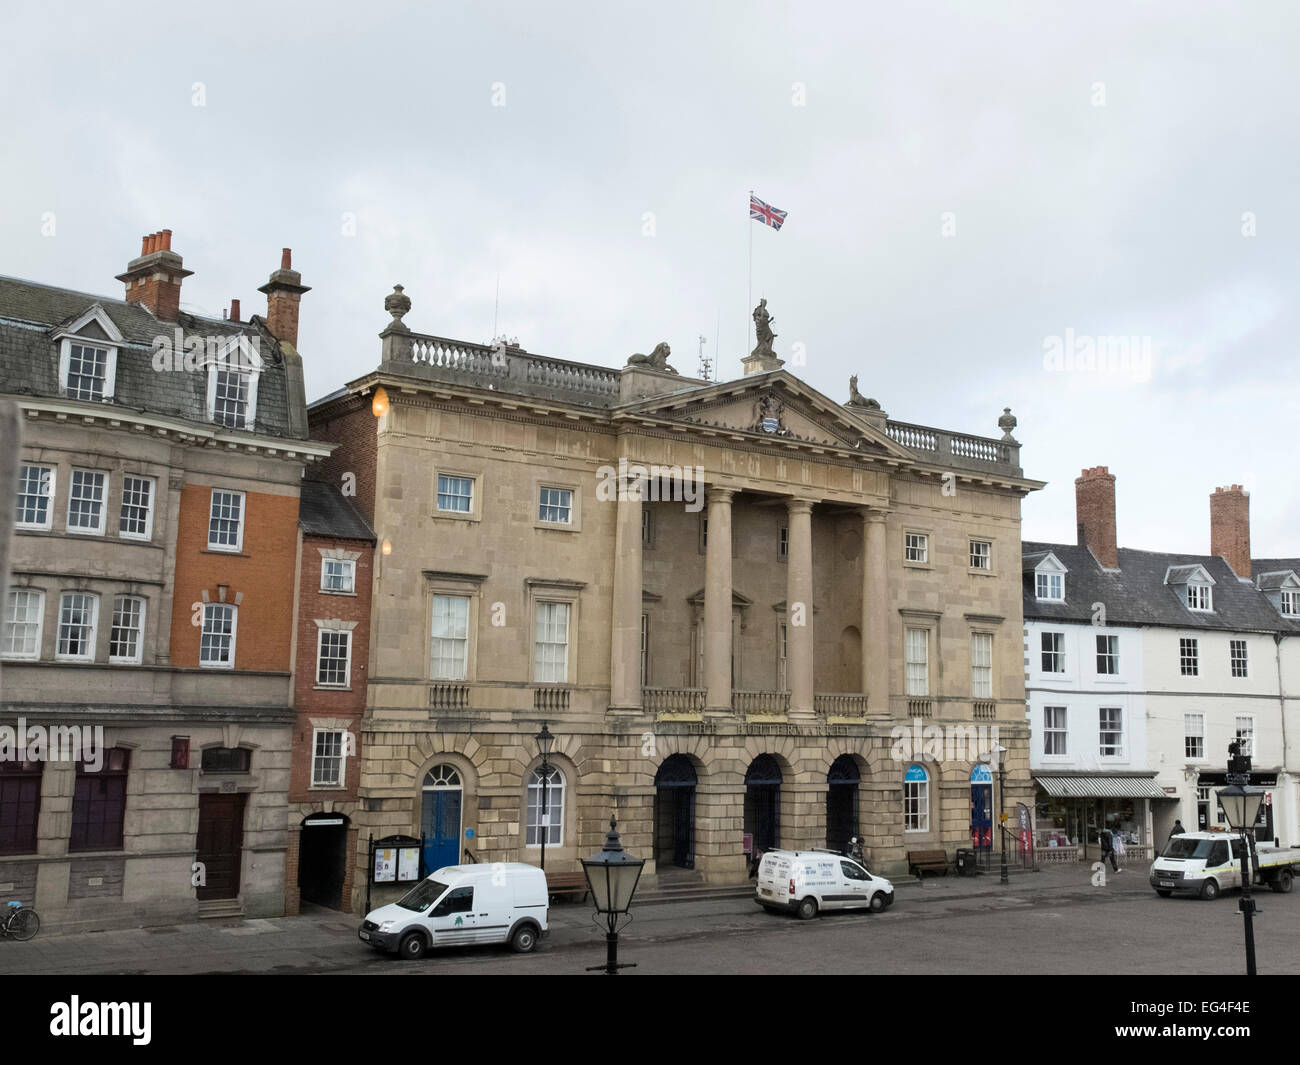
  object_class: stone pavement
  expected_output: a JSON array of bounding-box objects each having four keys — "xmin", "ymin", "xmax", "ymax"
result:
[{"xmin": 0, "ymin": 861, "xmax": 1155, "ymax": 975}]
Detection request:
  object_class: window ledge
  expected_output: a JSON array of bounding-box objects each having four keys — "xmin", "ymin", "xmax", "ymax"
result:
[
  {"xmin": 313, "ymin": 685, "xmax": 352, "ymax": 692},
  {"xmin": 319, "ymin": 590, "xmax": 358, "ymax": 597},
  {"xmin": 202, "ymin": 548, "xmax": 249, "ymax": 557}
]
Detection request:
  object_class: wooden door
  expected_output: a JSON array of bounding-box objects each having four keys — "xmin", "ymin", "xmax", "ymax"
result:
[{"xmin": 196, "ymin": 793, "xmax": 246, "ymax": 900}]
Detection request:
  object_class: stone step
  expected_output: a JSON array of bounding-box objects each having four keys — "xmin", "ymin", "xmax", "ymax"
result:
[{"xmin": 197, "ymin": 899, "xmax": 245, "ymax": 920}]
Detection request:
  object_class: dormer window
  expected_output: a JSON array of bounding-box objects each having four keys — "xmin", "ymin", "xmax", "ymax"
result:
[
  {"xmin": 53, "ymin": 304, "xmax": 123, "ymax": 404},
  {"xmin": 1026, "ymin": 551, "xmax": 1068, "ymax": 602},
  {"xmin": 207, "ymin": 367, "xmax": 259, "ymax": 429},
  {"xmin": 1165, "ymin": 564, "xmax": 1216, "ymax": 614},
  {"xmin": 1283, "ymin": 590, "xmax": 1299, "ymax": 617},
  {"xmin": 1036, "ymin": 572, "xmax": 1064, "ymax": 601}
]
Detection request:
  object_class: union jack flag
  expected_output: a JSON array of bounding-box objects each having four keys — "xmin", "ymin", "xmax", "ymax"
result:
[{"xmin": 749, "ymin": 193, "xmax": 787, "ymax": 231}]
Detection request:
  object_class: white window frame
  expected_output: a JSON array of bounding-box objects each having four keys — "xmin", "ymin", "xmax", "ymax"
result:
[
  {"xmin": 1230, "ymin": 638, "xmax": 1248, "ymax": 678},
  {"xmin": 1044, "ymin": 706, "xmax": 1068, "ymax": 756},
  {"xmin": 15, "ymin": 464, "xmax": 56, "ymax": 531},
  {"xmin": 525, "ymin": 765, "xmax": 565, "ymax": 846},
  {"xmin": 970, "ymin": 632, "xmax": 993, "ymax": 698},
  {"xmin": 118, "ymin": 475, "xmax": 156, "ymax": 541},
  {"xmin": 1179, "ymin": 637, "xmax": 1199, "ymax": 677},
  {"xmin": 1186, "ymin": 582, "xmax": 1213, "ymax": 612},
  {"xmin": 779, "ymin": 526, "xmax": 789, "ymax": 558},
  {"xmin": 436, "ymin": 473, "xmax": 475, "ymax": 515},
  {"xmin": 59, "ymin": 338, "xmax": 117, "ymax": 402},
  {"xmin": 207, "ymin": 489, "xmax": 246, "ymax": 553},
  {"xmin": 430, "ymin": 594, "xmax": 471, "ymax": 681},
  {"xmin": 777, "ymin": 620, "xmax": 789, "ymax": 691},
  {"xmin": 56, "ymin": 591, "xmax": 99, "ymax": 662},
  {"xmin": 66, "ymin": 469, "xmax": 108, "ymax": 536},
  {"xmin": 1184, "ymin": 713, "xmax": 1205, "ymax": 760},
  {"xmin": 537, "ymin": 485, "xmax": 574, "ymax": 525},
  {"xmin": 206, "ymin": 365, "xmax": 260, "ymax": 430},
  {"xmin": 969, "ymin": 540, "xmax": 991, "ymax": 570},
  {"xmin": 534, "ymin": 600, "xmax": 571, "ymax": 684},
  {"xmin": 1036, "ymin": 571, "xmax": 1064, "ymax": 601},
  {"xmin": 1099, "ymin": 707, "xmax": 1124, "ymax": 758},
  {"xmin": 108, "ymin": 594, "xmax": 146, "ymax": 665},
  {"xmin": 904, "ymin": 532, "xmax": 928, "ymax": 564},
  {"xmin": 903, "ymin": 767, "xmax": 929, "ymax": 832},
  {"xmin": 1235, "ymin": 716, "xmax": 1255, "ymax": 759},
  {"xmin": 1282, "ymin": 590, "xmax": 1300, "ymax": 617},
  {"xmin": 1041, "ymin": 631, "xmax": 1066, "ymax": 673},
  {"xmin": 905, "ymin": 627, "xmax": 929, "ymax": 696},
  {"xmin": 1095, "ymin": 633, "xmax": 1119, "ymax": 676},
  {"xmin": 315, "ymin": 628, "xmax": 352, "ymax": 687},
  {"xmin": 640, "ymin": 612, "xmax": 649, "ymax": 687},
  {"xmin": 321, "ymin": 558, "xmax": 356, "ymax": 594},
  {"xmin": 199, "ymin": 603, "xmax": 237, "ymax": 669},
  {"xmin": 2, "ymin": 589, "xmax": 46, "ymax": 660},
  {"xmin": 311, "ymin": 728, "xmax": 347, "ymax": 788}
]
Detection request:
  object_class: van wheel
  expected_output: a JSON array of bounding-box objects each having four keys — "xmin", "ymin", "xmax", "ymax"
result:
[
  {"xmin": 1200, "ymin": 879, "xmax": 1220, "ymax": 901},
  {"xmin": 796, "ymin": 897, "xmax": 818, "ymax": 921},
  {"xmin": 1278, "ymin": 871, "xmax": 1293, "ymax": 894},
  {"xmin": 1155, "ymin": 889, "xmax": 1172, "ymax": 898},
  {"xmin": 509, "ymin": 924, "xmax": 538, "ymax": 954},
  {"xmin": 399, "ymin": 932, "xmax": 428, "ymax": 960},
  {"xmin": 868, "ymin": 892, "xmax": 887, "ymax": 913}
]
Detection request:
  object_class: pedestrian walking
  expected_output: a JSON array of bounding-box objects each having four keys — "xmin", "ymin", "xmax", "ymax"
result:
[
  {"xmin": 1099, "ymin": 827, "xmax": 1118, "ymax": 872},
  {"xmin": 1113, "ymin": 830, "xmax": 1126, "ymax": 871},
  {"xmin": 1169, "ymin": 819, "xmax": 1185, "ymax": 843}
]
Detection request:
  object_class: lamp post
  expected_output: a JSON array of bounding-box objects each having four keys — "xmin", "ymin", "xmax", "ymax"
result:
[
  {"xmin": 1217, "ymin": 782, "xmax": 1265, "ymax": 976},
  {"xmin": 535, "ymin": 723, "xmax": 554, "ymax": 871},
  {"xmin": 580, "ymin": 816, "xmax": 645, "ymax": 975},
  {"xmin": 979, "ymin": 745, "xmax": 1010, "ymax": 884}
]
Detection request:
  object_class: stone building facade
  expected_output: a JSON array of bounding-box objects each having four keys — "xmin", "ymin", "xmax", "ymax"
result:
[
  {"xmin": 0, "ymin": 234, "xmax": 330, "ymax": 929},
  {"xmin": 313, "ymin": 290, "xmax": 1043, "ymax": 900}
]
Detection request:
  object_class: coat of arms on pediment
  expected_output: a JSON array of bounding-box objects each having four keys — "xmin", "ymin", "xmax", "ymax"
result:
[{"xmin": 753, "ymin": 391, "xmax": 789, "ymax": 435}]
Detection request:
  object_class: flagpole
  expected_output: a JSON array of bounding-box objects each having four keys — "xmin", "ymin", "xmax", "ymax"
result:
[{"xmin": 747, "ymin": 188, "xmax": 754, "ymax": 357}]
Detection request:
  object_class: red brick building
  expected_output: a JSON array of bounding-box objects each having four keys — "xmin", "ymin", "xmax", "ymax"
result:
[{"xmin": 284, "ymin": 480, "xmax": 374, "ymax": 914}]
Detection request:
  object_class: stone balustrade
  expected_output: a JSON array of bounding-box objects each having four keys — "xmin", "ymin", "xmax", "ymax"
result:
[
  {"xmin": 644, "ymin": 687, "xmax": 707, "ymax": 713},
  {"xmin": 885, "ymin": 419, "xmax": 1021, "ymax": 476},
  {"xmin": 732, "ymin": 689, "xmax": 791, "ymax": 715},
  {"xmin": 533, "ymin": 685, "xmax": 572, "ymax": 712},
  {"xmin": 428, "ymin": 683, "xmax": 470, "ymax": 710},
  {"xmin": 814, "ymin": 692, "xmax": 869, "ymax": 717}
]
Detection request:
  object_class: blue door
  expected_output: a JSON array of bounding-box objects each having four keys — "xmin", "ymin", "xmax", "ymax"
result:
[{"xmin": 421, "ymin": 764, "xmax": 463, "ymax": 874}]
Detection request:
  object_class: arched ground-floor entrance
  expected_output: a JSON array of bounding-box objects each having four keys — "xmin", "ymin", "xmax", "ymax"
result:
[
  {"xmin": 826, "ymin": 755, "xmax": 860, "ymax": 854},
  {"xmin": 654, "ymin": 754, "xmax": 697, "ymax": 869}
]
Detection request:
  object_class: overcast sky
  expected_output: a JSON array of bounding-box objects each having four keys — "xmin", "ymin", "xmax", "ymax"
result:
[{"xmin": 3, "ymin": 1, "xmax": 1297, "ymax": 556}]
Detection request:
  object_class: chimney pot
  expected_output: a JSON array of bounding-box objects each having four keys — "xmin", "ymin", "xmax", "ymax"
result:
[
  {"xmin": 160, "ymin": 229, "xmax": 172, "ymax": 251},
  {"xmin": 229, "ymin": 298, "xmax": 241, "ymax": 322},
  {"xmin": 281, "ymin": 248, "xmax": 292, "ymax": 270},
  {"xmin": 118, "ymin": 227, "xmax": 190, "ymax": 321}
]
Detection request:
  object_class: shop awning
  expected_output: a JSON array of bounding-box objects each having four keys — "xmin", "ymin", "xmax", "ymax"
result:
[{"xmin": 1034, "ymin": 774, "xmax": 1169, "ymax": 800}]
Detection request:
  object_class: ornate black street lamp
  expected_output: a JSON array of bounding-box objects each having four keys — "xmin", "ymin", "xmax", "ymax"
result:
[
  {"xmin": 535, "ymin": 723, "xmax": 554, "ymax": 871},
  {"xmin": 1218, "ymin": 782, "xmax": 1266, "ymax": 976},
  {"xmin": 580, "ymin": 816, "xmax": 645, "ymax": 975}
]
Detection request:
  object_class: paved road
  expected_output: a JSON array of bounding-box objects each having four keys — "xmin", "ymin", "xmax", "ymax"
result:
[{"xmin": 3, "ymin": 866, "xmax": 1294, "ymax": 975}]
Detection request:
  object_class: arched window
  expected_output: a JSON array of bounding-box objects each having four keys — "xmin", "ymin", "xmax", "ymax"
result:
[
  {"xmin": 526, "ymin": 766, "xmax": 564, "ymax": 846},
  {"xmin": 904, "ymin": 764, "xmax": 929, "ymax": 833},
  {"xmin": 423, "ymin": 764, "xmax": 462, "ymax": 789}
]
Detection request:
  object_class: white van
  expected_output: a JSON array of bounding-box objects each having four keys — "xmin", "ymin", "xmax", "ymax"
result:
[
  {"xmin": 1149, "ymin": 831, "xmax": 1300, "ymax": 899},
  {"xmin": 756, "ymin": 849, "xmax": 894, "ymax": 919},
  {"xmin": 359, "ymin": 863, "xmax": 549, "ymax": 958}
]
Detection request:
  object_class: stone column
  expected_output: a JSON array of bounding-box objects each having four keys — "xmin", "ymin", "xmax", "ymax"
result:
[
  {"xmin": 704, "ymin": 487, "xmax": 735, "ymax": 713},
  {"xmin": 785, "ymin": 498, "xmax": 816, "ymax": 719},
  {"xmin": 609, "ymin": 474, "xmax": 643, "ymax": 711},
  {"xmin": 861, "ymin": 508, "xmax": 891, "ymax": 719}
]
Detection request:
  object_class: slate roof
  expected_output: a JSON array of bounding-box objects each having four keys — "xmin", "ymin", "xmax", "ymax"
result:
[
  {"xmin": 1253, "ymin": 558, "xmax": 1300, "ymax": 582},
  {"xmin": 298, "ymin": 480, "xmax": 375, "ymax": 542},
  {"xmin": 0, "ymin": 274, "xmax": 302, "ymax": 439},
  {"xmin": 1022, "ymin": 541, "xmax": 1300, "ymax": 634}
]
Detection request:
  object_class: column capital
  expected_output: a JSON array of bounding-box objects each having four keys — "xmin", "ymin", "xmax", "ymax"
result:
[
  {"xmin": 706, "ymin": 486, "xmax": 736, "ymax": 505},
  {"xmin": 784, "ymin": 496, "xmax": 817, "ymax": 515},
  {"xmin": 858, "ymin": 505, "xmax": 890, "ymax": 524}
]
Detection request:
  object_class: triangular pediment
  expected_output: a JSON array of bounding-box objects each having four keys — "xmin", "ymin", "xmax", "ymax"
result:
[
  {"xmin": 49, "ymin": 302, "xmax": 124, "ymax": 344},
  {"xmin": 618, "ymin": 371, "xmax": 912, "ymax": 460}
]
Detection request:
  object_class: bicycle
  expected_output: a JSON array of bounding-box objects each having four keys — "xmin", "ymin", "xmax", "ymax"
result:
[{"xmin": 1, "ymin": 901, "xmax": 39, "ymax": 941}]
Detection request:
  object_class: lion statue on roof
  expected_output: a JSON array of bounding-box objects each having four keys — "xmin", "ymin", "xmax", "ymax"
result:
[{"xmin": 626, "ymin": 342, "xmax": 677, "ymax": 374}]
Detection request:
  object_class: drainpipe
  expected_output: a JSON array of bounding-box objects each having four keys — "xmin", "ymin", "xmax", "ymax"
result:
[{"xmin": 1276, "ymin": 632, "xmax": 1289, "ymax": 842}]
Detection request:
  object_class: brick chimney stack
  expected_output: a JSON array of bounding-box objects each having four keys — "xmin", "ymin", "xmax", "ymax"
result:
[
  {"xmin": 1075, "ymin": 465, "xmax": 1119, "ymax": 569},
  {"xmin": 115, "ymin": 229, "xmax": 193, "ymax": 321},
  {"xmin": 228, "ymin": 298, "xmax": 241, "ymax": 323},
  {"xmin": 257, "ymin": 247, "xmax": 310, "ymax": 348},
  {"xmin": 1210, "ymin": 485, "xmax": 1251, "ymax": 579}
]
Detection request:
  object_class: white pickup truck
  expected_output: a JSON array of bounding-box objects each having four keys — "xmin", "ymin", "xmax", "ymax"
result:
[{"xmin": 1149, "ymin": 831, "xmax": 1300, "ymax": 899}]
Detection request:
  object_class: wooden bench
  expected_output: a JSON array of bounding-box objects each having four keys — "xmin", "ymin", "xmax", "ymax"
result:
[
  {"xmin": 907, "ymin": 849, "xmax": 950, "ymax": 877},
  {"xmin": 545, "ymin": 871, "xmax": 589, "ymax": 903}
]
